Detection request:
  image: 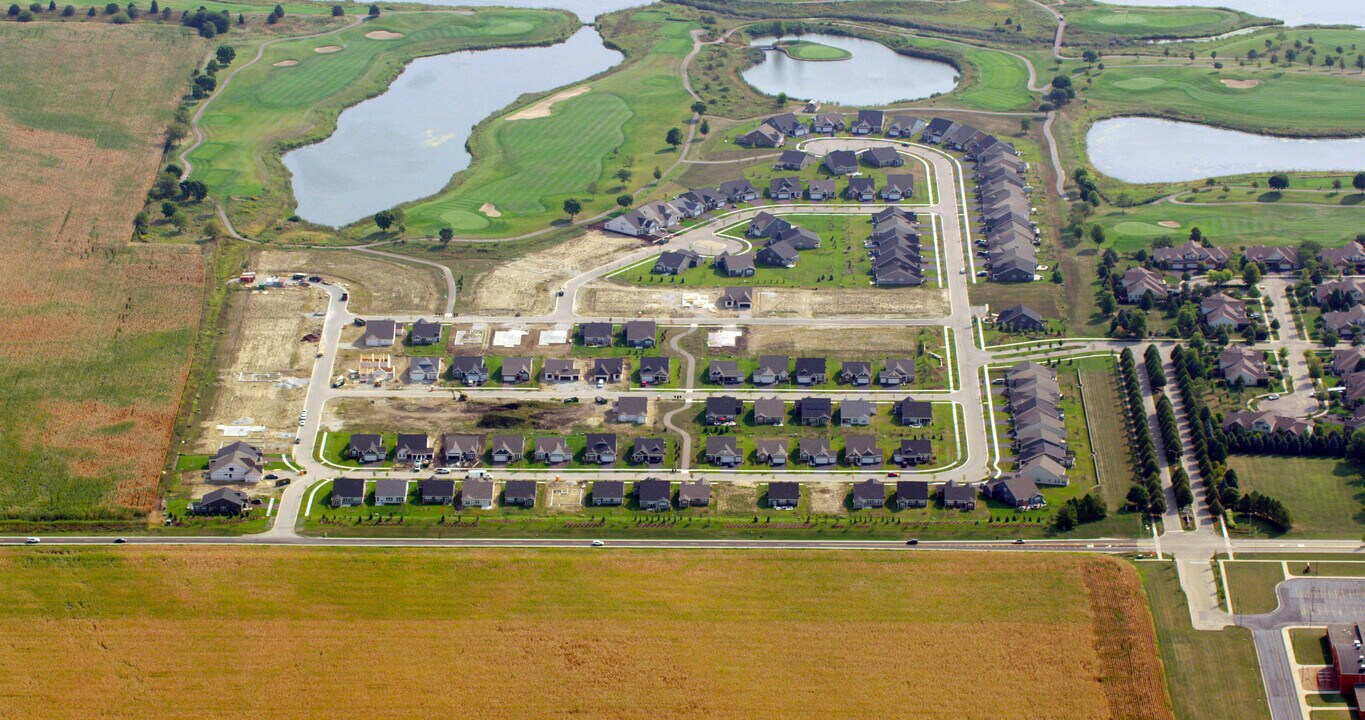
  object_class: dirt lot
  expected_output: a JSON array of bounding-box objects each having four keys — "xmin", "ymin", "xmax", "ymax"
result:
[
  {"xmin": 748, "ymin": 326, "xmax": 941, "ymax": 357},
  {"xmin": 445, "ymin": 322, "xmax": 576, "ymax": 358},
  {"xmin": 581, "ymin": 281, "xmax": 949, "ymax": 319},
  {"xmin": 256, "ymin": 248, "xmax": 443, "ymax": 315},
  {"xmin": 325, "ymin": 397, "xmax": 613, "ymax": 435},
  {"xmin": 193, "ymin": 287, "xmax": 326, "ymax": 454},
  {"xmin": 464, "ymin": 231, "xmax": 642, "ymax": 316}
]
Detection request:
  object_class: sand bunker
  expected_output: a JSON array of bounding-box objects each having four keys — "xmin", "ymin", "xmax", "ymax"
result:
[
  {"xmin": 479, "ymin": 203, "xmax": 502, "ymax": 218},
  {"xmin": 314, "ymin": 45, "xmax": 342, "ymax": 54},
  {"xmin": 273, "ymin": 60, "xmax": 298, "ymax": 67},
  {"xmin": 1157, "ymin": 221, "xmax": 1181, "ymax": 229},
  {"xmin": 366, "ymin": 30, "xmax": 403, "ymax": 40},
  {"xmin": 1220, "ymin": 79, "xmax": 1259, "ymax": 89},
  {"xmin": 507, "ymin": 86, "xmax": 591, "ymax": 121}
]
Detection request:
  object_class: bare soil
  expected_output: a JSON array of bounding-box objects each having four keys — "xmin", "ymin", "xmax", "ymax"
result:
[
  {"xmin": 465, "ymin": 231, "xmax": 641, "ymax": 315},
  {"xmin": 256, "ymin": 248, "xmax": 442, "ymax": 314},
  {"xmin": 325, "ymin": 398, "xmax": 609, "ymax": 435},
  {"xmin": 748, "ymin": 326, "xmax": 936, "ymax": 357},
  {"xmin": 506, "ymin": 86, "xmax": 590, "ymax": 121},
  {"xmin": 581, "ymin": 282, "xmax": 949, "ymax": 318},
  {"xmin": 808, "ymin": 483, "xmax": 846, "ymax": 515}
]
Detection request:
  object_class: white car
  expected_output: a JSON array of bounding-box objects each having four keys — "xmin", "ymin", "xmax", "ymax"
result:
[
  {"xmin": 1267, "ymin": 394, "xmax": 1281, "ymax": 400},
  {"xmin": 591, "ymin": 540, "xmax": 605, "ymax": 547},
  {"xmin": 24, "ymin": 537, "xmax": 40, "ymax": 545}
]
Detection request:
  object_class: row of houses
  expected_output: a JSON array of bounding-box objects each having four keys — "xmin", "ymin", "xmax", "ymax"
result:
[
  {"xmin": 736, "ymin": 110, "xmax": 925, "ymax": 147},
  {"xmin": 1217, "ymin": 346, "xmax": 1269, "ymax": 386},
  {"xmin": 345, "ymin": 429, "xmax": 669, "ymax": 468},
  {"xmin": 998, "ymin": 361, "xmax": 1071, "ymax": 506},
  {"xmin": 706, "ymin": 355, "xmax": 919, "ymax": 387},
  {"xmin": 1329, "ymin": 346, "xmax": 1365, "ymax": 409},
  {"xmin": 941, "ymin": 124, "xmax": 1036, "ymax": 284},
  {"xmin": 702, "ymin": 395, "xmax": 932, "ymax": 426},
  {"xmin": 357, "ymin": 318, "xmax": 442, "ymax": 348},
  {"xmin": 865, "ymin": 206, "xmax": 926, "ymax": 287},
  {"xmin": 1314, "ymin": 277, "xmax": 1365, "ymax": 338},
  {"xmin": 703, "ymin": 434, "xmax": 934, "ymax": 469}
]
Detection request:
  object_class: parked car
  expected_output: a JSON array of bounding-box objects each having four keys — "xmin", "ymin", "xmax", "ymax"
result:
[
  {"xmin": 275, "ymin": 479, "xmax": 291, "ymax": 488},
  {"xmin": 435, "ymin": 468, "xmax": 452, "ymax": 475},
  {"xmin": 264, "ymin": 473, "xmax": 279, "ymax": 480},
  {"xmin": 594, "ymin": 396, "xmax": 608, "ymax": 405},
  {"xmin": 353, "ymin": 318, "xmax": 366, "ymax": 327},
  {"xmin": 564, "ymin": 397, "xmax": 580, "ymax": 404}
]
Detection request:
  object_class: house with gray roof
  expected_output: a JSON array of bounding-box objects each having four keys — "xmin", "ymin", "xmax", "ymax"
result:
[
  {"xmin": 885, "ymin": 115, "xmax": 926, "ymax": 138},
  {"xmin": 839, "ymin": 399, "xmax": 875, "ymax": 427},
  {"xmin": 501, "ymin": 357, "xmax": 533, "ymax": 384},
  {"xmin": 794, "ymin": 357, "xmax": 827, "ymax": 385},
  {"xmin": 755, "ymin": 438, "xmax": 789, "ymax": 467},
  {"xmin": 631, "ymin": 437, "xmax": 667, "ymax": 466},
  {"xmin": 613, "ymin": 396, "xmax": 649, "ymax": 424},
  {"xmin": 807, "ymin": 178, "xmax": 836, "ymax": 201},
  {"xmin": 771, "ymin": 224, "xmax": 820, "ymax": 250},
  {"xmin": 591, "ymin": 480, "xmax": 625, "ymax": 506},
  {"xmin": 939, "ymin": 480, "xmax": 976, "ymax": 509},
  {"xmin": 748, "ymin": 211, "xmax": 792, "ymax": 238},
  {"xmin": 880, "ymin": 359, "xmax": 915, "ymax": 387},
  {"xmin": 347, "ymin": 434, "xmax": 387, "ymax": 464},
  {"xmin": 861, "ymin": 146, "xmax": 902, "ymax": 168},
  {"xmin": 851, "ymin": 479, "xmax": 886, "ymax": 509},
  {"xmin": 823, "ymin": 150, "xmax": 859, "ymax": 175},
  {"xmin": 717, "ymin": 251, "xmax": 756, "ymax": 277},
  {"xmin": 764, "ymin": 112, "xmax": 806, "ymax": 136},
  {"xmin": 705, "ymin": 395, "xmax": 744, "ymax": 424},
  {"xmin": 359, "ymin": 319, "xmax": 398, "ymax": 347},
  {"xmin": 638, "ymin": 356, "xmax": 671, "ymax": 386},
  {"xmin": 678, "ymin": 480, "xmax": 710, "ymax": 507},
  {"xmin": 768, "ymin": 176, "xmax": 803, "ymax": 200},
  {"xmin": 624, "ymin": 320, "xmax": 656, "ymax": 348},
  {"xmin": 418, "ymin": 478, "xmax": 455, "ymax": 505},
  {"xmin": 843, "ymin": 435, "xmax": 882, "ymax": 466},
  {"xmin": 752, "ymin": 396, "xmax": 787, "ymax": 425},
  {"xmin": 374, "ymin": 479, "xmax": 408, "ymax": 506},
  {"xmin": 767, "ymin": 481, "xmax": 801, "ymax": 508},
  {"xmin": 533, "ymin": 436, "xmax": 573, "ymax": 465},
  {"xmin": 542, "ymin": 358, "xmax": 580, "ymax": 383},
  {"xmin": 998, "ymin": 304, "xmax": 1045, "ymax": 331},
  {"xmin": 441, "ymin": 434, "xmax": 482, "ymax": 465},
  {"xmin": 773, "ymin": 150, "xmax": 814, "ymax": 170},
  {"xmin": 719, "ymin": 286, "xmax": 754, "ymax": 310},
  {"xmin": 590, "ymin": 357, "xmax": 626, "ymax": 384},
  {"xmin": 636, "ymin": 478, "xmax": 672, "ymax": 512},
  {"xmin": 988, "ymin": 476, "xmax": 1044, "ymax": 509},
  {"xmin": 394, "ymin": 434, "xmax": 432, "ymax": 465},
  {"xmin": 504, "ymin": 479, "xmax": 537, "ymax": 508},
  {"xmin": 895, "ymin": 480, "xmax": 930, "ymax": 508},
  {"xmin": 705, "ymin": 436, "xmax": 743, "ymax": 467},
  {"xmin": 579, "ymin": 322, "xmax": 613, "ymax": 347},
  {"xmin": 407, "ymin": 356, "xmax": 441, "ymax": 385},
  {"xmin": 757, "ymin": 240, "xmax": 800, "ymax": 268},
  {"xmin": 798, "ymin": 437, "xmax": 835, "ymax": 467},
  {"xmin": 489, "ymin": 435, "xmax": 525, "ymax": 464},
  {"xmin": 409, "ymin": 318, "xmax": 441, "ymax": 346},
  {"xmin": 798, "ymin": 397, "xmax": 833, "ymax": 426},
  {"xmin": 753, "ymin": 355, "xmax": 790, "ymax": 385},
  {"xmin": 450, "ymin": 355, "xmax": 488, "ymax": 386},
  {"xmin": 839, "ymin": 361, "xmax": 874, "ymax": 386},
  {"xmin": 584, "ymin": 434, "xmax": 618, "ymax": 464},
  {"xmin": 737, "ymin": 123, "xmax": 785, "ymax": 147},
  {"xmin": 881, "ymin": 174, "xmax": 915, "ymax": 201},
  {"xmin": 892, "ymin": 439, "xmax": 933, "ymax": 467},
  {"xmin": 653, "ymin": 249, "xmax": 702, "ymax": 275},
  {"xmin": 810, "ymin": 113, "xmax": 845, "ymax": 134},
  {"xmin": 190, "ymin": 488, "xmax": 249, "ymax": 516},
  {"xmin": 719, "ymin": 179, "xmax": 760, "ymax": 203},
  {"xmin": 461, "ymin": 479, "xmax": 495, "ymax": 509},
  {"xmin": 846, "ymin": 177, "xmax": 876, "ymax": 202},
  {"xmin": 708, "ymin": 360, "xmax": 743, "ymax": 386},
  {"xmin": 850, "ymin": 110, "xmax": 884, "ymax": 135},
  {"xmin": 331, "ymin": 478, "xmax": 366, "ymax": 508},
  {"xmin": 208, "ymin": 441, "xmax": 263, "ymax": 485}
]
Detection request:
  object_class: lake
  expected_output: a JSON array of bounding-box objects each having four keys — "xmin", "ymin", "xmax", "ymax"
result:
[
  {"xmin": 396, "ymin": 0, "xmax": 652, "ymax": 21},
  {"xmin": 1091, "ymin": 0, "xmax": 1364, "ymax": 27},
  {"xmin": 284, "ymin": 27, "xmax": 622, "ymax": 227},
  {"xmin": 1087, "ymin": 117, "xmax": 1365, "ymax": 184},
  {"xmin": 742, "ymin": 33, "xmax": 959, "ymax": 106}
]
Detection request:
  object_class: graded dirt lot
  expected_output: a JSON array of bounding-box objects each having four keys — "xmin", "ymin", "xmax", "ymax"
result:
[
  {"xmin": 325, "ymin": 397, "xmax": 613, "ymax": 435},
  {"xmin": 0, "ymin": 24, "xmax": 206, "ymax": 517},
  {"xmin": 581, "ymin": 281, "xmax": 950, "ymax": 318},
  {"xmin": 748, "ymin": 326, "xmax": 942, "ymax": 357},
  {"xmin": 193, "ymin": 287, "xmax": 326, "ymax": 455},
  {"xmin": 256, "ymin": 249, "xmax": 442, "ymax": 314},
  {"xmin": 464, "ymin": 231, "xmax": 642, "ymax": 315},
  {"xmin": 0, "ymin": 547, "xmax": 1172, "ymax": 720}
]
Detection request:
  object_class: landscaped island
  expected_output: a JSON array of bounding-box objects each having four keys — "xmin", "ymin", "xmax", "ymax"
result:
[{"xmin": 776, "ymin": 38, "xmax": 851, "ymax": 61}]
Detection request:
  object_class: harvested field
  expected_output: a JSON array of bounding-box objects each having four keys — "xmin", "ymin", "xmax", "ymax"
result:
[
  {"xmin": 581, "ymin": 282, "xmax": 950, "ymax": 318},
  {"xmin": 0, "ymin": 547, "xmax": 1173, "ymax": 720},
  {"xmin": 256, "ymin": 248, "xmax": 442, "ymax": 314},
  {"xmin": 506, "ymin": 85, "xmax": 591, "ymax": 121},
  {"xmin": 465, "ymin": 231, "xmax": 641, "ymax": 315},
  {"xmin": 0, "ymin": 24, "xmax": 206, "ymax": 519},
  {"xmin": 192, "ymin": 287, "xmax": 326, "ymax": 455}
]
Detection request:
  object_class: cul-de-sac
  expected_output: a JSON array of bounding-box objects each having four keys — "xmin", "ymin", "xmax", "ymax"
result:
[{"xmin": 3, "ymin": 0, "xmax": 1365, "ymax": 717}]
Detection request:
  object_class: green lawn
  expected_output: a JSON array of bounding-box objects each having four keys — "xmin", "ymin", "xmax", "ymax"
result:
[
  {"xmin": 1091, "ymin": 202, "xmax": 1365, "ymax": 252},
  {"xmin": 65, "ymin": 0, "xmax": 336, "ymax": 13},
  {"xmin": 187, "ymin": 9, "xmax": 579, "ymax": 238},
  {"xmin": 1139, "ymin": 561, "xmax": 1271, "ymax": 720},
  {"xmin": 1221, "ymin": 560, "xmax": 1285, "ymax": 615},
  {"xmin": 884, "ymin": 33, "xmax": 1037, "ymax": 112},
  {"xmin": 1227, "ymin": 456, "xmax": 1365, "ymax": 539},
  {"xmin": 778, "ymin": 39, "xmax": 850, "ymax": 61},
  {"xmin": 319, "ymin": 431, "xmax": 396, "ymax": 468},
  {"xmin": 1065, "ymin": 6, "xmax": 1255, "ymax": 39},
  {"xmin": 401, "ymin": 9, "xmax": 700, "ymax": 237},
  {"xmin": 1291, "ymin": 627, "xmax": 1333, "ymax": 666},
  {"xmin": 741, "ymin": 155, "xmax": 933, "ymax": 207}
]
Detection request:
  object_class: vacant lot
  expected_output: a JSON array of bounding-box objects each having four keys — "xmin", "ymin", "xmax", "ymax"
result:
[
  {"xmin": 0, "ymin": 24, "xmax": 206, "ymax": 520},
  {"xmin": 465, "ymin": 230, "xmax": 641, "ymax": 315},
  {"xmin": 583, "ymin": 281, "xmax": 950, "ymax": 318},
  {"xmin": 256, "ymin": 248, "xmax": 442, "ymax": 314},
  {"xmin": 1228, "ymin": 456, "xmax": 1365, "ymax": 539},
  {"xmin": 0, "ymin": 547, "xmax": 1170, "ymax": 720}
]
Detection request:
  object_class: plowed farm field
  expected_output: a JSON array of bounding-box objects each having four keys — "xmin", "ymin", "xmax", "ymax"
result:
[
  {"xmin": 0, "ymin": 24, "xmax": 206, "ymax": 521},
  {"xmin": 0, "ymin": 547, "xmax": 1172, "ymax": 720}
]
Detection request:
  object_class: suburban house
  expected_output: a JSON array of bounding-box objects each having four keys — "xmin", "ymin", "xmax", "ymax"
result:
[
  {"xmin": 407, "ymin": 356, "xmax": 441, "ymax": 385},
  {"xmin": 534, "ymin": 437, "xmax": 573, "ymax": 465},
  {"xmin": 450, "ymin": 355, "xmax": 489, "ymax": 386},
  {"xmin": 193, "ymin": 487, "xmax": 250, "ymax": 516},
  {"xmin": 807, "ymin": 178, "xmax": 836, "ymax": 201},
  {"xmin": 774, "ymin": 150, "xmax": 814, "ymax": 170},
  {"xmin": 939, "ymin": 480, "xmax": 977, "ymax": 510},
  {"xmin": 501, "ymin": 357, "xmax": 534, "ymax": 384},
  {"xmin": 798, "ymin": 397, "xmax": 834, "ymax": 426},
  {"xmin": 895, "ymin": 480, "xmax": 930, "ymax": 509},
  {"xmin": 678, "ymin": 481, "xmax": 711, "ymax": 507},
  {"xmin": 708, "ymin": 360, "xmax": 744, "ymax": 386},
  {"xmin": 823, "ymin": 150, "xmax": 859, "ymax": 175},
  {"xmin": 461, "ymin": 479, "xmax": 495, "ymax": 509},
  {"xmin": 584, "ymin": 434, "xmax": 618, "ymax": 464},
  {"xmin": 347, "ymin": 434, "xmax": 387, "ymax": 464},
  {"xmin": 1200, "ymin": 293, "xmax": 1248, "ymax": 328},
  {"xmin": 1244, "ymin": 245, "xmax": 1301, "ymax": 272},
  {"xmin": 860, "ymin": 146, "xmax": 902, "ymax": 168},
  {"xmin": 360, "ymin": 319, "xmax": 398, "ymax": 347},
  {"xmin": 441, "ymin": 434, "xmax": 483, "ymax": 465},
  {"xmin": 1118, "ymin": 267, "xmax": 1171, "ymax": 303},
  {"xmin": 839, "ymin": 399, "xmax": 875, "ymax": 427},
  {"xmin": 850, "ymin": 109, "xmax": 884, "ymax": 135},
  {"xmin": 374, "ymin": 479, "xmax": 408, "ymax": 506},
  {"xmin": 418, "ymin": 478, "xmax": 455, "ymax": 505},
  {"xmin": 997, "ymin": 304, "xmax": 1045, "ymax": 331},
  {"xmin": 764, "ymin": 112, "xmax": 807, "ymax": 137},
  {"xmin": 839, "ymin": 361, "xmax": 874, "ymax": 386},
  {"xmin": 719, "ymin": 286, "xmax": 754, "ymax": 310},
  {"xmin": 542, "ymin": 358, "xmax": 581, "ymax": 383},
  {"xmin": 394, "ymin": 434, "xmax": 433, "ymax": 465},
  {"xmin": 798, "ymin": 437, "xmax": 836, "ymax": 467},
  {"xmin": 737, "ymin": 123, "xmax": 785, "ymax": 147},
  {"xmin": 631, "ymin": 437, "xmax": 666, "ymax": 466},
  {"xmin": 755, "ymin": 438, "xmax": 789, "ymax": 467},
  {"xmin": 749, "ymin": 211, "xmax": 792, "ymax": 238},
  {"xmin": 207, "ymin": 441, "xmax": 263, "ymax": 485},
  {"xmin": 753, "ymin": 355, "xmax": 791, "ymax": 385},
  {"xmin": 705, "ymin": 436, "xmax": 743, "ymax": 467},
  {"xmin": 357, "ymin": 354, "xmax": 393, "ymax": 383},
  {"xmin": 844, "ymin": 435, "xmax": 883, "ymax": 466},
  {"xmin": 988, "ymin": 476, "xmax": 1045, "ymax": 509},
  {"xmin": 1152, "ymin": 241, "xmax": 1232, "ymax": 272},
  {"xmin": 331, "ymin": 478, "xmax": 366, "ymax": 508},
  {"xmin": 504, "ymin": 480, "xmax": 537, "ymax": 508},
  {"xmin": 1334, "ymin": 347, "xmax": 1365, "ymax": 376},
  {"xmin": 772, "ymin": 224, "xmax": 821, "ymax": 250},
  {"xmin": 1316, "ymin": 278, "xmax": 1365, "ymax": 307},
  {"xmin": 613, "ymin": 396, "xmax": 649, "ymax": 425},
  {"xmin": 719, "ymin": 179, "xmax": 760, "ymax": 204},
  {"xmin": 678, "ymin": 187, "xmax": 725, "ymax": 213},
  {"xmin": 580, "ymin": 322, "xmax": 614, "ymax": 347},
  {"xmin": 705, "ymin": 395, "xmax": 744, "ymax": 425},
  {"xmin": 1017, "ymin": 456, "xmax": 1069, "ymax": 487},
  {"xmin": 636, "ymin": 478, "xmax": 672, "ymax": 512},
  {"xmin": 846, "ymin": 177, "xmax": 876, "ymax": 202},
  {"xmin": 1320, "ymin": 240, "xmax": 1365, "ymax": 274},
  {"xmin": 851, "ymin": 480, "xmax": 886, "ymax": 510},
  {"xmin": 653, "ymin": 249, "xmax": 702, "ymax": 275},
  {"xmin": 1217, "ymin": 346, "xmax": 1268, "ymax": 385},
  {"xmin": 717, "ymin": 251, "xmax": 757, "ymax": 278},
  {"xmin": 885, "ymin": 115, "xmax": 925, "ymax": 138},
  {"xmin": 892, "ymin": 439, "xmax": 933, "ymax": 467},
  {"xmin": 1325, "ymin": 305, "xmax": 1365, "ymax": 337},
  {"xmin": 877, "ymin": 358, "xmax": 915, "ymax": 387},
  {"xmin": 638, "ymin": 357, "xmax": 671, "ymax": 386},
  {"xmin": 880, "ymin": 175, "xmax": 915, "ymax": 201},
  {"xmin": 624, "ymin": 320, "xmax": 657, "ymax": 348},
  {"xmin": 752, "ymin": 396, "xmax": 786, "ymax": 425},
  {"xmin": 589, "ymin": 357, "xmax": 626, "ymax": 384},
  {"xmin": 591, "ymin": 480, "xmax": 625, "ymax": 507},
  {"xmin": 794, "ymin": 357, "xmax": 827, "ymax": 385},
  {"xmin": 409, "ymin": 319, "xmax": 441, "ymax": 346},
  {"xmin": 1222, "ymin": 411, "xmax": 1310, "ymax": 436},
  {"xmin": 768, "ymin": 176, "xmax": 803, "ymax": 200},
  {"xmin": 810, "ymin": 113, "xmax": 845, "ymax": 134},
  {"xmin": 767, "ymin": 481, "xmax": 801, "ymax": 509},
  {"xmin": 489, "ymin": 435, "xmax": 526, "ymax": 464},
  {"xmin": 758, "ymin": 240, "xmax": 800, "ymax": 267}
]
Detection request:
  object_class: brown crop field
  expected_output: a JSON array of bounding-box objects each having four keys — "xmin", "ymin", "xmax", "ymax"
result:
[
  {"xmin": 0, "ymin": 547, "xmax": 1172, "ymax": 720},
  {"xmin": 0, "ymin": 24, "xmax": 206, "ymax": 521}
]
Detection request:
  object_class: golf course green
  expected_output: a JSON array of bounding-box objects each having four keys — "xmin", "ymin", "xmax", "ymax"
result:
[{"xmin": 778, "ymin": 39, "xmax": 851, "ymax": 61}]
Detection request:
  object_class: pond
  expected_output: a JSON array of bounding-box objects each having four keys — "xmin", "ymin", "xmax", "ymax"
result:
[
  {"xmin": 394, "ymin": 0, "xmax": 652, "ymax": 21},
  {"xmin": 284, "ymin": 27, "xmax": 622, "ymax": 227},
  {"xmin": 1086, "ymin": 117, "xmax": 1365, "ymax": 184},
  {"xmin": 1091, "ymin": 0, "xmax": 1364, "ymax": 28},
  {"xmin": 742, "ymin": 33, "xmax": 959, "ymax": 107}
]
